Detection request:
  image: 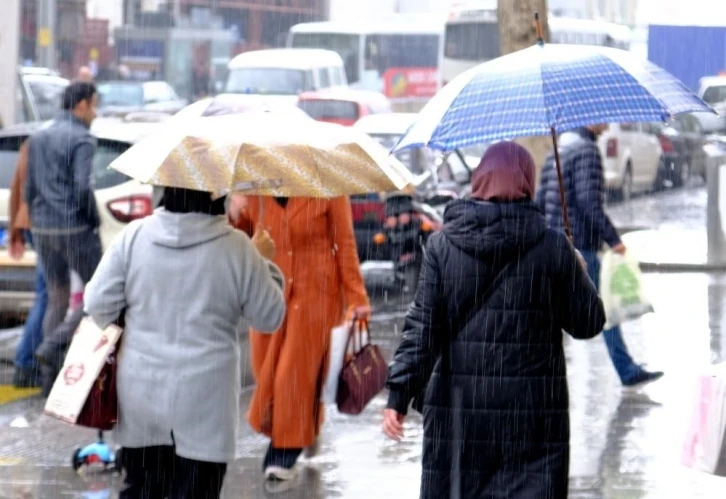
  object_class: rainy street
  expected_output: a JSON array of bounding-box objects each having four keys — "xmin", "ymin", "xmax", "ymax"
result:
[
  {"xmin": 3, "ymin": 0, "xmax": 726, "ymax": 496},
  {"xmin": 0, "ymin": 185, "xmax": 724, "ymax": 497}
]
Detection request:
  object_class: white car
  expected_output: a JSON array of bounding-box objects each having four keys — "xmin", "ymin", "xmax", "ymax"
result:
[
  {"xmin": 0, "ymin": 118, "xmax": 159, "ymax": 315},
  {"xmin": 598, "ymin": 122, "xmax": 663, "ymax": 200},
  {"xmin": 695, "ymin": 76, "xmax": 726, "ymax": 134}
]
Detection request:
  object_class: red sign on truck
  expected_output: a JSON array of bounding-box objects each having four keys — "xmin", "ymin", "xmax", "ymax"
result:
[{"xmin": 383, "ymin": 67, "xmax": 439, "ymax": 99}]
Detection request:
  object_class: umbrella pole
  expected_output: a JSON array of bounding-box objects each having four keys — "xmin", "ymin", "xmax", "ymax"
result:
[
  {"xmin": 549, "ymin": 127, "xmax": 573, "ymax": 241},
  {"xmin": 258, "ymin": 196, "xmax": 265, "ymax": 227}
]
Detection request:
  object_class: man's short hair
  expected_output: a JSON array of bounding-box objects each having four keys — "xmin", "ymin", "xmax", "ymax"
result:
[{"xmin": 62, "ymin": 81, "xmax": 97, "ymax": 111}]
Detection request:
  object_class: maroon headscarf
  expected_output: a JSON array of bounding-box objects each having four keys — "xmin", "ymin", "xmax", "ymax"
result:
[{"xmin": 470, "ymin": 141, "xmax": 536, "ymax": 202}]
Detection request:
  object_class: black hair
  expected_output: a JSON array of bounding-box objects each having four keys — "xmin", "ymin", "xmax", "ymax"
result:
[
  {"xmin": 160, "ymin": 187, "xmax": 227, "ymax": 216},
  {"xmin": 62, "ymin": 81, "xmax": 97, "ymax": 111}
]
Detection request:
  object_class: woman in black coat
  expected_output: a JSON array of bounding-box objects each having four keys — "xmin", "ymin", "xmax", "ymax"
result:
[{"xmin": 383, "ymin": 141, "xmax": 606, "ymax": 499}]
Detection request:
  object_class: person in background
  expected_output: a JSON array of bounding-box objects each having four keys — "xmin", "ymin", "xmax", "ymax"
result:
[
  {"xmin": 8, "ymin": 140, "xmax": 48, "ymax": 388},
  {"xmin": 383, "ymin": 141, "xmax": 606, "ymax": 498},
  {"xmin": 77, "ymin": 66, "xmax": 93, "ymax": 82},
  {"xmin": 230, "ymin": 195, "xmax": 371, "ymax": 483},
  {"xmin": 537, "ymin": 124, "xmax": 664, "ymax": 387},
  {"xmin": 26, "ymin": 81, "xmax": 102, "ymax": 395},
  {"xmin": 84, "ymin": 187, "xmax": 286, "ymax": 498}
]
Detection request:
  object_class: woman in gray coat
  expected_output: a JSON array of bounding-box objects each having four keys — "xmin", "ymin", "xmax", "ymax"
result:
[{"xmin": 84, "ymin": 187, "xmax": 286, "ymax": 499}]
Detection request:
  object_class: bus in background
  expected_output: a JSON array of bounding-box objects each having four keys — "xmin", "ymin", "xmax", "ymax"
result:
[
  {"xmin": 442, "ymin": 1, "xmax": 632, "ymax": 85},
  {"xmin": 287, "ymin": 16, "xmax": 445, "ymax": 112}
]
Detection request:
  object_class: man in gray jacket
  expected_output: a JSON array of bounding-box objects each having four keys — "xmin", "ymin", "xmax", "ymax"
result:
[{"xmin": 26, "ymin": 81, "xmax": 102, "ymax": 391}]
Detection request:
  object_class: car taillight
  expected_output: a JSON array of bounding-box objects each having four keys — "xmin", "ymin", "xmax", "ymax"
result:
[
  {"xmin": 107, "ymin": 195, "xmax": 153, "ymax": 223},
  {"xmin": 350, "ymin": 197, "xmax": 386, "ymax": 224},
  {"xmin": 658, "ymin": 135, "xmax": 675, "ymax": 153},
  {"xmin": 606, "ymin": 138, "xmax": 618, "ymax": 158}
]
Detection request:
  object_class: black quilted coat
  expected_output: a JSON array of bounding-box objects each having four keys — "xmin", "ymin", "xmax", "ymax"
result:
[{"xmin": 386, "ymin": 199, "xmax": 605, "ymax": 499}]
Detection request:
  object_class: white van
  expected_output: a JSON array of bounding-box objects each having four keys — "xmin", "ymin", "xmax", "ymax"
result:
[{"xmin": 225, "ymin": 49, "xmax": 348, "ymax": 105}]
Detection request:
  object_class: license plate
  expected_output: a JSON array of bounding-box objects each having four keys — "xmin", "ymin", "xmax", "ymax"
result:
[{"xmin": 363, "ymin": 212, "xmax": 379, "ymax": 223}]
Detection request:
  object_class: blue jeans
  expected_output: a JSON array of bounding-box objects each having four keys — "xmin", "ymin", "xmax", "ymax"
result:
[
  {"xmin": 14, "ymin": 232, "xmax": 48, "ymax": 370},
  {"xmin": 580, "ymin": 250, "xmax": 640, "ymax": 383}
]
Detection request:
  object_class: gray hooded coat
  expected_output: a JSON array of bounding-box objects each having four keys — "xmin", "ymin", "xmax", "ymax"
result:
[{"xmin": 84, "ymin": 208, "xmax": 286, "ymax": 463}]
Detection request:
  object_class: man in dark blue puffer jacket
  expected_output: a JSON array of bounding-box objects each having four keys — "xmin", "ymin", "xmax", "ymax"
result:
[{"xmin": 537, "ymin": 125, "xmax": 663, "ymax": 387}]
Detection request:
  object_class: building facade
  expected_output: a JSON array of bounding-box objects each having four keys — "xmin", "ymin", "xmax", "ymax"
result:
[
  {"xmin": 20, "ymin": 0, "xmax": 90, "ymax": 75},
  {"xmin": 160, "ymin": 0, "xmax": 325, "ymax": 49},
  {"xmin": 549, "ymin": 0, "xmax": 640, "ymax": 25}
]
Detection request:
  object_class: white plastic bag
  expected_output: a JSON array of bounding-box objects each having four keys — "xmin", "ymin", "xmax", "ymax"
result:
[
  {"xmin": 322, "ymin": 321, "xmax": 369, "ymax": 404},
  {"xmin": 682, "ymin": 364, "xmax": 726, "ymax": 476},
  {"xmin": 44, "ymin": 318, "xmax": 122, "ymax": 424},
  {"xmin": 600, "ymin": 250, "xmax": 654, "ymax": 329}
]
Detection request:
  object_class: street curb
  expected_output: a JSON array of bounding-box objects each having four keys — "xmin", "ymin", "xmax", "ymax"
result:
[{"xmin": 639, "ymin": 262, "xmax": 726, "ymax": 273}]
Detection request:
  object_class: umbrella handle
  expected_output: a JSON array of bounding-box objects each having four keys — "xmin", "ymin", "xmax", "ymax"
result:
[
  {"xmin": 550, "ymin": 127, "xmax": 573, "ymax": 242},
  {"xmin": 534, "ymin": 12, "xmax": 544, "ymax": 45},
  {"xmin": 258, "ymin": 197, "xmax": 265, "ymax": 227}
]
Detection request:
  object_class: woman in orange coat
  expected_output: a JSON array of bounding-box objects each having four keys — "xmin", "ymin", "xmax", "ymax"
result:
[{"xmin": 230, "ymin": 195, "xmax": 371, "ymax": 481}]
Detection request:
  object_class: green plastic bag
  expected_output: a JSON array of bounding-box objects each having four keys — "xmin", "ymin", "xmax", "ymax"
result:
[{"xmin": 600, "ymin": 250, "xmax": 654, "ymax": 329}]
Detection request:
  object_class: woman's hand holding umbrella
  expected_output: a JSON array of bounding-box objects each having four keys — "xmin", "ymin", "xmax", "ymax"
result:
[{"xmin": 252, "ymin": 228, "xmax": 276, "ymax": 260}]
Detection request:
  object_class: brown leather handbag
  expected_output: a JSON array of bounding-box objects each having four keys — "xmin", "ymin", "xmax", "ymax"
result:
[
  {"xmin": 336, "ymin": 320, "xmax": 387, "ymax": 415},
  {"xmin": 75, "ymin": 313, "xmax": 124, "ymax": 431}
]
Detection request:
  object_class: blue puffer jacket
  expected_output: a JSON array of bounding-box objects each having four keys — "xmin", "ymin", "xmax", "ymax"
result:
[{"xmin": 536, "ymin": 127, "xmax": 621, "ymax": 252}]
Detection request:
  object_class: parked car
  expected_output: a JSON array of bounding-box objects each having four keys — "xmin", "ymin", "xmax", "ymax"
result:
[
  {"xmin": 9, "ymin": 67, "xmax": 69, "ymax": 127},
  {"xmin": 225, "ymin": 49, "xmax": 348, "ymax": 107},
  {"xmin": 172, "ymin": 93, "xmax": 310, "ymax": 122},
  {"xmin": 598, "ymin": 122, "xmax": 663, "ymax": 200},
  {"xmin": 352, "ymin": 113, "xmax": 476, "ymax": 260},
  {"xmin": 97, "ymin": 80, "xmax": 187, "ymax": 118},
  {"xmin": 297, "ymin": 88, "xmax": 392, "ymax": 126},
  {"xmin": 0, "ymin": 119, "xmax": 158, "ymax": 316},
  {"xmin": 695, "ymin": 76, "xmax": 726, "ymax": 134},
  {"xmin": 645, "ymin": 114, "xmax": 707, "ymax": 187}
]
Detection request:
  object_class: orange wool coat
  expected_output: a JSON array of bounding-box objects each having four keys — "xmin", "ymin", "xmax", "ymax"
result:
[{"xmin": 231, "ymin": 196, "xmax": 370, "ymax": 448}]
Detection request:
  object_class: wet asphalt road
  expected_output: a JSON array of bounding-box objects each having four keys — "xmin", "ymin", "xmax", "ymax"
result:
[{"xmin": 0, "ymin": 185, "xmax": 725, "ymax": 497}]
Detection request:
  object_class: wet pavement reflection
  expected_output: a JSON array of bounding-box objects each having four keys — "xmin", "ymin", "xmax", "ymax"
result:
[{"xmin": 2, "ymin": 271, "xmax": 726, "ymax": 497}]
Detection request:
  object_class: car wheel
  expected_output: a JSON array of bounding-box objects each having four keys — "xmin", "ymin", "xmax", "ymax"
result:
[{"xmin": 620, "ymin": 165, "xmax": 633, "ymax": 201}]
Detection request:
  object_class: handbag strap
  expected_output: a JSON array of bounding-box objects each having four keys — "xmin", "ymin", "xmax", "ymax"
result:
[{"xmin": 345, "ymin": 318, "xmax": 370, "ymax": 355}]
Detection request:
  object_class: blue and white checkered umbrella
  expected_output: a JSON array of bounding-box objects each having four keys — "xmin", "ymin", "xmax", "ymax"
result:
[{"xmin": 394, "ymin": 43, "xmax": 714, "ymax": 152}]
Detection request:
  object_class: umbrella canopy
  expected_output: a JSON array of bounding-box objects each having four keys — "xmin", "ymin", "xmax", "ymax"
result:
[
  {"xmin": 110, "ymin": 111, "xmax": 413, "ymax": 198},
  {"xmin": 395, "ymin": 43, "xmax": 714, "ymax": 152}
]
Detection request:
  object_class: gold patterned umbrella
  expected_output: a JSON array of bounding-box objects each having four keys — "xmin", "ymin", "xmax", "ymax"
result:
[{"xmin": 109, "ymin": 112, "xmax": 413, "ymax": 198}]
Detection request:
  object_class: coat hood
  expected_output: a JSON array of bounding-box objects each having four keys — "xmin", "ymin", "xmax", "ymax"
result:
[
  {"xmin": 146, "ymin": 208, "xmax": 233, "ymax": 249},
  {"xmin": 442, "ymin": 199, "xmax": 547, "ymax": 258}
]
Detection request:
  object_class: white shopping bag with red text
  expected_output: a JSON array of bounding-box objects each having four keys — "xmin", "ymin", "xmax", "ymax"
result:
[
  {"xmin": 682, "ymin": 363, "xmax": 726, "ymax": 476},
  {"xmin": 44, "ymin": 318, "xmax": 122, "ymax": 425}
]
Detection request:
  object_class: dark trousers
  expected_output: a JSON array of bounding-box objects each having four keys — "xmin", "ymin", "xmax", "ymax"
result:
[
  {"xmin": 120, "ymin": 446, "xmax": 227, "ymax": 499},
  {"xmin": 14, "ymin": 231, "xmax": 47, "ymax": 370},
  {"xmin": 580, "ymin": 250, "xmax": 640, "ymax": 383},
  {"xmin": 33, "ymin": 229, "xmax": 102, "ymax": 346},
  {"xmin": 33, "ymin": 229, "xmax": 102, "ymax": 394},
  {"xmin": 263, "ymin": 444, "xmax": 302, "ymax": 470}
]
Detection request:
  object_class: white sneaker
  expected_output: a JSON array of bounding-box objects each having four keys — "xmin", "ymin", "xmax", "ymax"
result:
[{"xmin": 264, "ymin": 465, "xmax": 298, "ymax": 482}]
